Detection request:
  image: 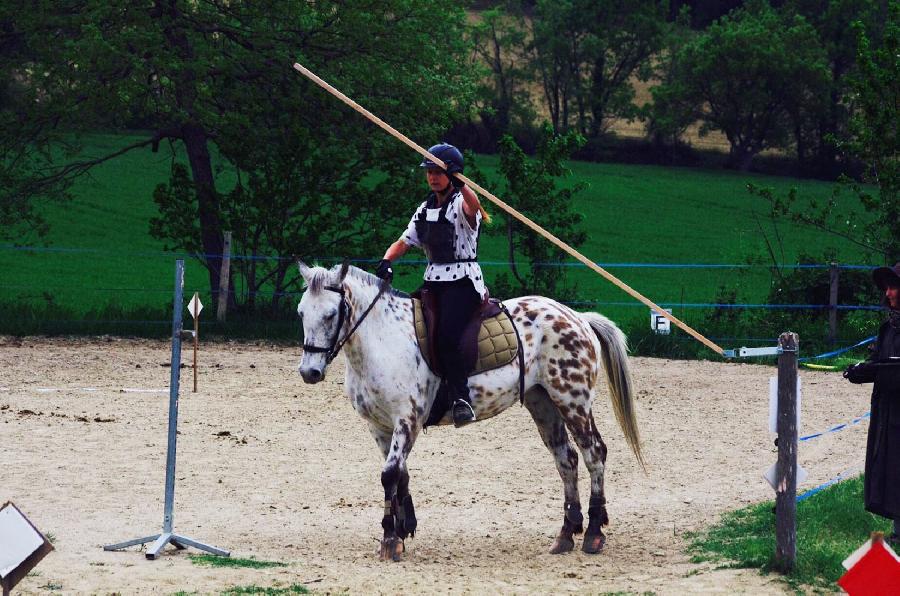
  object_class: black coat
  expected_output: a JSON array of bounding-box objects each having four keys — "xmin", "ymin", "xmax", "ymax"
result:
[{"xmin": 845, "ymin": 319, "xmax": 900, "ymax": 520}]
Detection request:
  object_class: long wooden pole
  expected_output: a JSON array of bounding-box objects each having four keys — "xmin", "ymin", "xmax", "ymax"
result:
[{"xmin": 291, "ymin": 62, "xmax": 724, "ymax": 356}]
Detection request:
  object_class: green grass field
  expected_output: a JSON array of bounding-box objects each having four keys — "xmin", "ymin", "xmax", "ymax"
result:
[
  {"xmin": 689, "ymin": 475, "xmax": 893, "ymax": 591},
  {"xmin": 0, "ymin": 132, "xmax": 874, "ymax": 341}
]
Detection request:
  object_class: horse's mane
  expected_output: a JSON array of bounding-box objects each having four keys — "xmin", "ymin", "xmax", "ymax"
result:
[
  {"xmin": 344, "ymin": 265, "xmax": 410, "ymax": 298},
  {"xmin": 305, "ymin": 263, "xmax": 409, "ymax": 298}
]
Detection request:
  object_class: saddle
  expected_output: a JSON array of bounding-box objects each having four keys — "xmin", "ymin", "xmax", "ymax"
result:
[
  {"xmin": 411, "ymin": 289, "xmax": 519, "ymax": 377},
  {"xmin": 411, "ymin": 287, "xmax": 524, "ymax": 428}
]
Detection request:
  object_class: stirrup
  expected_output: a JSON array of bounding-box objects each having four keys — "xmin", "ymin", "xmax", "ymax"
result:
[{"xmin": 452, "ymin": 399, "xmax": 476, "ymax": 427}]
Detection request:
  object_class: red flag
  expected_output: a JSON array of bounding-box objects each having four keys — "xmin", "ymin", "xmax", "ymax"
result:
[{"xmin": 838, "ymin": 534, "xmax": 900, "ymax": 595}]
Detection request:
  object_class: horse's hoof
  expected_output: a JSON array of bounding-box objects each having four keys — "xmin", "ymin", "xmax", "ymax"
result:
[
  {"xmin": 581, "ymin": 532, "xmax": 606, "ymax": 554},
  {"xmin": 379, "ymin": 537, "xmax": 404, "ymax": 561},
  {"xmin": 549, "ymin": 535, "xmax": 575, "ymax": 554}
]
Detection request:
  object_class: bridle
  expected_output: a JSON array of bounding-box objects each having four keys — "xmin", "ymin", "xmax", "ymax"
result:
[{"xmin": 302, "ymin": 281, "xmax": 387, "ymax": 364}]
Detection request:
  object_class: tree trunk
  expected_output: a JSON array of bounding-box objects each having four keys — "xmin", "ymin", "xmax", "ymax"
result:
[
  {"xmin": 507, "ymin": 218, "xmax": 526, "ymax": 290},
  {"xmin": 726, "ymin": 141, "xmax": 756, "ymax": 171},
  {"xmin": 181, "ymin": 122, "xmax": 224, "ymax": 303}
]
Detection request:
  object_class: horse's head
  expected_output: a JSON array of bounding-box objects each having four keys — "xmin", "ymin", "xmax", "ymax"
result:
[{"xmin": 296, "ymin": 260, "xmax": 351, "ymax": 383}]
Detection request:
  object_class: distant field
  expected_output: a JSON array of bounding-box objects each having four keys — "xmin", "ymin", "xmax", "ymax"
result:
[{"xmin": 0, "ymin": 133, "xmax": 872, "ymax": 336}]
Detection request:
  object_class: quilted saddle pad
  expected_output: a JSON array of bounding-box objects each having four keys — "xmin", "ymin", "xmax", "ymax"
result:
[{"xmin": 412, "ymin": 298, "xmax": 519, "ymax": 375}]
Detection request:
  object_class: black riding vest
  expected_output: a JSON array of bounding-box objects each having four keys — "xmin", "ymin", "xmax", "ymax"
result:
[{"xmin": 414, "ymin": 191, "xmax": 477, "ymax": 265}]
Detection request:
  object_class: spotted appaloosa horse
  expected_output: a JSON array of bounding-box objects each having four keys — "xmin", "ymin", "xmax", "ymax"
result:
[{"xmin": 296, "ymin": 262, "xmax": 643, "ymax": 560}]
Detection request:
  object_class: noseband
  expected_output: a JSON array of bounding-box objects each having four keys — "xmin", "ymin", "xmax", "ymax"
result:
[{"xmin": 302, "ymin": 282, "xmax": 387, "ymax": 364}]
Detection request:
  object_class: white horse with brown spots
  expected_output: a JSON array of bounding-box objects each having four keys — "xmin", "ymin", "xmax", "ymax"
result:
[{"xmin": 296, "ymin": 262, "xmax": 643, "ymax": 560}]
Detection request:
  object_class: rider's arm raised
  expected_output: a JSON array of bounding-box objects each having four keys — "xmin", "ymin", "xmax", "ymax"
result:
[{"xmin": 459, "ymin": 184, "xmax": 482, "ymax": 229}]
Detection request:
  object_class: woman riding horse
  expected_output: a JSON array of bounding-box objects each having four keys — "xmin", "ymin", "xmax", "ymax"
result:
[
  {"xmin": 375, "ymin": 143, "xmax": 488, "ymax": 427},
  {"xmin": 297, "ymin": 261, "xmax": 643, "ymax": 560}
]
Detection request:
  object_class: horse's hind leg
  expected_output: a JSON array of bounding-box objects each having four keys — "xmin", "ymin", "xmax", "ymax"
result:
[
  {"xmin": 559, "ymin": 408, "xmax": 609, "ymax": 554},
  {"xmin": 523, "ymin": 386, "xmax": 583, "ymax": 554}
]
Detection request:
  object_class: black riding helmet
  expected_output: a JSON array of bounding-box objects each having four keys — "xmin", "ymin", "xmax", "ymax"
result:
[{"xmin": 420, "ymin": 143, "xmax": 464, "ymax": 175}]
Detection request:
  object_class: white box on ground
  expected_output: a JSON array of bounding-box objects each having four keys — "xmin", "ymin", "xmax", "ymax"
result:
[
  {"xmin": 769, "ymin": 376, "xmax": 801, "ymax": 434},
  {"xmin": 650, "ymin": 309, "xmax": 672, "ymax": 335},
  {"xmin": 0, "ymin": 504, "xmax": 45, "ymax": 578},
  {"xmin": 763, "ymin": 463, "xmax": 808, "ymax": 491}
]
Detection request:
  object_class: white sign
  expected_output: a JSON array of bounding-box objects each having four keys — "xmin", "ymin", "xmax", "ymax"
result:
[
  {"xmin": 650, "ymin": 309, "xmax": 672, "ymax": 335},
  {"xmin": 763, "ymin": 463, "xmax": 808, "ymax": 491},
  {"xmin": 0, "ymin": 504, "xmax": 45, "ymax": 578},
  {"xmin": 187, "ymin": 292, "xmax": 203, "ymax": 319},
  {"xmin": 769, "ymin": 376, "xmax": 802, "ymax": 433}
]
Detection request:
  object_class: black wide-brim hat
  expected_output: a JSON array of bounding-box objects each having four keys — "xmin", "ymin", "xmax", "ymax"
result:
[{"xmin": 873, "ymin": 263, "xmax": 900, "ymax": 290}]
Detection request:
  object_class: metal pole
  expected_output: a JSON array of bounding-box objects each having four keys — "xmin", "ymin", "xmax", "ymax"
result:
[
  {"xmin": 775, "ymin": 331, "xmax": 799, "ymax": 572},
  {"xmin": 162, "ymin": 259, "xmax": 185, "ymax": 534},
  {"xmin": 104, "ymin": 260, "xmax": 229, "ymax": 559}
]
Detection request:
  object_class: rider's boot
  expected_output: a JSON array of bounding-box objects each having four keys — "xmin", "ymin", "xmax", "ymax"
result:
[{"xmin": 451, "ymin": 378, "xmax": 476, "ymax": 427}]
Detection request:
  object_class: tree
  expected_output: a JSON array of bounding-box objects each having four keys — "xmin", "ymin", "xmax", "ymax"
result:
[
  {"xmin": 643, "ymin": 6, "xmax": 699, "ymax": 152},
  {"xmin": 469, "ymin": 124, "xmax": 586, "ymax": 300},
  {"xmin": 757, "ymin": 2, "xmax": 898, "ymax": 261},
  {"xmin": 782, "ymin": 0, "xmax": 882, "ymax": 177},
  {"xmin": 529, "ymin": 0, "xmax": 667, "ymax": 138},
  {"xmin": 747, "ymin": 0, "xmax": 897, "ymax": 344},
  {"xmin": 1, "ymin": 1, "xmax": 475, "ymax": 308},
  {"xmin": 654, "ymin": 1, "xmax": 829, "ymax": 170},
  {"xmin": 469, "ymin": 2, "xmax": 536, "ymax": 146}
]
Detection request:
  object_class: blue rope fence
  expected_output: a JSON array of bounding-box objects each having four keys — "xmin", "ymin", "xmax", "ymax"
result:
[
  {"xmin": 797, "ymin": 466, "xmax": 863, "ymax": 503},
  {"xmin": 800, "ymin": 412, "xmax": 871, "ymax": 442},
  {"xmin": 0, "ymin": 244, "xmax": 884, "ymax": 270},
  {"xmin": 798, "ymin": 336, "xmax": 877, "ymax": 362}
]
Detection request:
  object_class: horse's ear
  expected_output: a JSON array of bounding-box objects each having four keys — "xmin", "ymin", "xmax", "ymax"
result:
[
  {"xmin": 337, "ymin": 258, "xmax": 350, "ymax": 282},
  {"xmin": 297, "ymin": 260, "xmax": 313, "ymax": 282}
]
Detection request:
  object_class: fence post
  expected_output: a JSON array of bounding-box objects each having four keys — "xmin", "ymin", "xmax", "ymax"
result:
[
  {"xmin": 829, "ymin": 262, "xmax": 839, "ymax": 344},
  {"xmin": 775, "ymin": 331, "xmax": 799, "ymax": 572},
  {"xmin": 217, "ymin": 231, "xmax": 232, "ymax": 323}
]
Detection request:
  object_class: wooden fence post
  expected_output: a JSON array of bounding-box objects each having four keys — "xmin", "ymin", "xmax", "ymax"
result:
[
  {"xmin": 775, "ymin": 331, "xmax": 799, "ymax": 572},
  {"xmin": 829, "ymin": 262, "xmax": 839, "ymax": 344},
  {"xmin": 217, "ymin": 231, "xmax": 232, "ymax": 323}
]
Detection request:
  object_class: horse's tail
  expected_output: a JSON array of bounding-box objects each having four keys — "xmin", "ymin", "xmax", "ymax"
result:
[{"xmin": 580, "ymin": 312, "xmax": 645, "ymax": 469}]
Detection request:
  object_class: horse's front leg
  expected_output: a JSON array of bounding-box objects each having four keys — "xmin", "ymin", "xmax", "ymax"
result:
[{"xmin": 372, "ymin": 418, "xmax": 418, "ymax": 561}]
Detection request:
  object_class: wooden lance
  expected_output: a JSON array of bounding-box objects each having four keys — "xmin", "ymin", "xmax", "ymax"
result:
[{"xmin": 291, "ymin": 62, "xmax": 725, "ymax": 356}]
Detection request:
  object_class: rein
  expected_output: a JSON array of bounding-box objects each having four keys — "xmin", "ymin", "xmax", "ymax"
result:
[{"xmin": 303, "ymin": 281, "xmax": 388, "ymax": 364}]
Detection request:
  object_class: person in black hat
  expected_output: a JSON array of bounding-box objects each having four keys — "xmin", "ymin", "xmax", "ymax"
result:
[
  {"xmin": 844, "ymin": 262, "xmax": 900, "ymax": 546},
  {"xmin": 374, "ymin": 143, "xmax": 490, "ymax": 427}
]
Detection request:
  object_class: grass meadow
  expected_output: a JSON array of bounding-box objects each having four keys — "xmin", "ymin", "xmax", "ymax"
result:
[
  {"xmin": 689, "ymin": 475, "xmax": 892, "ymax": 591},
  {"xmin": 0, "ymin": 132, "xmax": 875, "ymax": 346}
]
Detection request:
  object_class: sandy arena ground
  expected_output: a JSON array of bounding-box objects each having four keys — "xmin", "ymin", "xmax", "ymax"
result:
[{"xmin": 2, "ymin": 336, "xmax": 869, "ymax": 594}]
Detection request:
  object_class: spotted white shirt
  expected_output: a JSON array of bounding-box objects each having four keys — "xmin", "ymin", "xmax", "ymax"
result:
[{"xmin": 401, "ymin": 190, "xmax": 487, "ymax": 299}]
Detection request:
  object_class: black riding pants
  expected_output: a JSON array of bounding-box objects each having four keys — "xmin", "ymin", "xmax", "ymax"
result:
[{"xmin": 424, "ymin": 278, "xmax": 481, "ymax": 398}]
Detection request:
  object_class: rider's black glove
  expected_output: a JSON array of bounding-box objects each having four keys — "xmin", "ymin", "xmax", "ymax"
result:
[
  {"xmin": 450, "ymin": 175, "xmax": 465, "ymax": 189},
  {"xmin": 375, "ymin": 259, "xmax": 393, "ymax": 282}
]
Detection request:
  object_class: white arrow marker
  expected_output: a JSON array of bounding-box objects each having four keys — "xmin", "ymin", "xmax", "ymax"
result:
[{"xmin": 188, "ymin": 293, "xmax": 203, "ymax": 319}]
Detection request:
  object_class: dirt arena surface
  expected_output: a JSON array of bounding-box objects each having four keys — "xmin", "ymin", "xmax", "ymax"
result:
[{"xmin": 2, "ymin": 336, "xmax": 869, "ymax": 594}]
